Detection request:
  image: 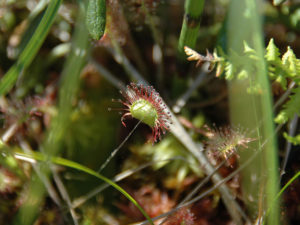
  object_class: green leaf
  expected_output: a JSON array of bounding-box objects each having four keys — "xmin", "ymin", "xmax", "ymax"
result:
[
  {"xmin": 267, "ymin": 171, "xmax": 300, "ymax": 218},
  {"xmin": 237, "ymin": 69, "xmax": 248, "ymax": 80},
  {"xmin": 275, "ymin": 86, "xmax": 300, "ymax": 124},
  {"xmin": 86, "ymin": 0, "xmax": 106, "ymax": 40},
  {"xmin": 225, "ymin": 62, "xmax": 235, "ymax": 80},
  {"xmin": 273, "ymin": 0, "xmax": 287, "ymax": 6},
  {"xmin": 274, "ymin": 74, "xmax": 287, "ymax": 89},
  {"xmin": 177, "ymin": 0, "xmax": 205, "ymax": 55},
  {"xmin": 265, "ymin": 39, "xmax": 300, "ymax": 89},
  {"xmin": 282, "ymin": 46, "xmax": 300, "ymax": 77},
  {"xmin": 290, "ymin": 8, "xmax": 300, "ymax": 29},
  {"xmin": 11, "ymin": 10, "xmax": 45, "ymax": 59},
  {"xmin": 216, "ymin": 61, "xmax": 225, "ymax": 77},
  {"xmin": 243, "ymin": 41, "xmax": 256, "ymax": 54},
  {"xmin": 0, "ymin": 0, "xmax": 62, "ymax": 96},
  {"xmin": 265, "ymin": 39, "xmax": 281, "ymax": 62},
  {"xmin": 283, "ymin": 132, "xmax": 300, "ymax": 145}
]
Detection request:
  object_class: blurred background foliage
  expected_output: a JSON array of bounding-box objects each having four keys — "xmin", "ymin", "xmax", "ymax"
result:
[{"xmin": 0, "ymin": 0, "xmax": 299, "ymax": 225}]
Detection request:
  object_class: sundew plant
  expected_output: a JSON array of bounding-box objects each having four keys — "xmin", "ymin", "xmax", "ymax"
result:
[{"xmin": 0, "ymin": 0, "xmax": 299, "ymax": 225}]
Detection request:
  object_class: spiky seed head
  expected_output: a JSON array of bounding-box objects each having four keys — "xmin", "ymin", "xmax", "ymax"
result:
[{"xmin": 120, "ymin": 83, "xmax": 171, "ymax": 143}]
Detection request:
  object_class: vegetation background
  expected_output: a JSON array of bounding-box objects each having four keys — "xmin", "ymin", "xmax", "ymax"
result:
[{"xmin": 0, "ymin": 0, "xmax": 299, "ymax": 225}]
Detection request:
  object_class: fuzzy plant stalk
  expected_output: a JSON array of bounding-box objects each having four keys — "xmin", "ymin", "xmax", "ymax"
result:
[
  {"xmin": 178, "ymin": 0, "xmax": 205, "ymax": 56},
  {"xmin": 227, "ymin": 0, "xmax": 280, "ymax": 224}
]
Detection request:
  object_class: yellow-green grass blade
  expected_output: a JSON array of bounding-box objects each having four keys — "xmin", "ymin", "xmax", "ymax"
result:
[
  {"xmin": 0, "ymin": 0, "xmax": 62, "ymax": 96},
  {"xmin": 15, "ymin": 151, "xmax": 154, "ymax": 225},
  {"xmin": 227, "ymin": 0, "xmax": 280, "ymax": 224}
]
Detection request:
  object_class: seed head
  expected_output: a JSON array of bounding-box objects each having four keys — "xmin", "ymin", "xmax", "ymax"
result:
[{"xmin": 119, "ymin": 83, "xmax": 171, "ymax": 143}]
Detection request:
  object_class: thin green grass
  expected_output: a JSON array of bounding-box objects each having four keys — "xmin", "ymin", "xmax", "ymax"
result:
[
  {"xmin": 265, "ymin": 171, "xmax": 300, "ymax": 220},
  {"xmin": 14, "ymin": 151, "xmax": 154, "ymax": 225},
  {"xmin": 276, "ymin": 171, "xmax": 300, "ymax": 201},
  {"xmin": 0, "ymin": 0, "xmax": 62, "ymax": 96},
  {"xmin": 12, "ymin": 2, "xmax": 89, "ymax": 224}
]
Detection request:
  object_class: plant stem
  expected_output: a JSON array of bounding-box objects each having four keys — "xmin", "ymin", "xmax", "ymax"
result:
[
  {"xmin": 280, "ymin": 114, "xmax": 298, "ymax": 181},
  {"xmin": 172, "ymin": 63, "xmax": 209, "ymax": 113},
  {"xmin": 108, "ymin": 38, "xmax": 145, "ymax": 82},
  {"xmin": 72, "ymin": 157, "xmax": 186, "ymax": 208},
  {"xmin": 227, "ymin": 0, "xmax": 280, "ymax": 224},
  {"xmin": 168, "ymin": 111, "xmax": 244, "ymax": 224},
  {"xmin": 98, "ymin": 120, "xmax": 142, "ymax": 173},
  {"xmin": 178, "ymin": 0, "xmax": 205, "ymax": 56},
  {"xmin": 274, "ymin": 81, "xmax": 296, "ymax": 109}
]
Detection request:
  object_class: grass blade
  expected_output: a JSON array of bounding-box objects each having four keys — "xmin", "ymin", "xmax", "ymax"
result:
[
  {"xmin": 227, "ymin": 0, "xmax": 280, "ymax": 224},
  {"xmin": 15, "ymin": 151, "xmax": 154, "ymax": 225},
  {"xmin": 12, "ymin": 2, "xmax": 88, "ymax": 224},
  {"xmin": 0, "ymin": 0, "xmax": 62, "ymax": 95},
  {"xmin": 276, "ymin": 171, "xmax": 300, "ymax": 202}
]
